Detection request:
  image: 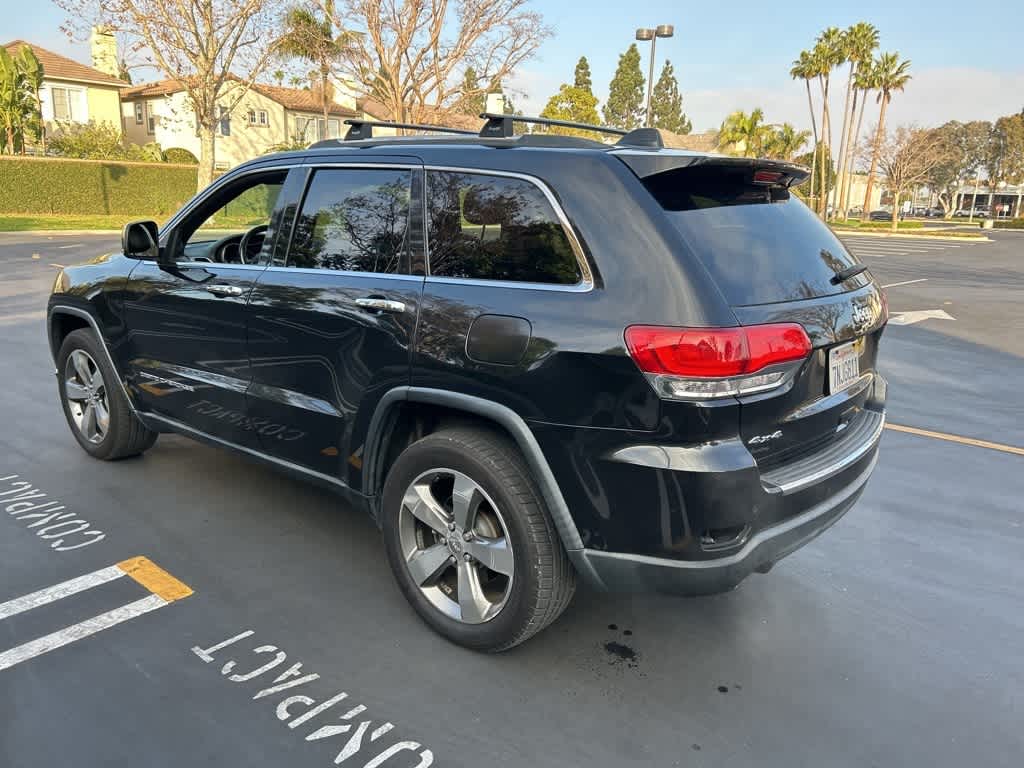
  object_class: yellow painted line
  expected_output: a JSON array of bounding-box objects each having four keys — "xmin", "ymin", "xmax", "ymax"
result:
[
  {"xmin": 117, "ymin": 556, "xmax": 194, "ymax": 602},
  {"xmin": 885, "ymin": 423, "xmax": 1024, "ymax": 457}
]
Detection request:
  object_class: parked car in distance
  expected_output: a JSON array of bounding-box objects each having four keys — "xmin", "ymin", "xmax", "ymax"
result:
[
  {"xmin": 847, "ymin": 205, "xmax": 864, "ymax": 216},
  {"xmin": 955, "ymin": 207, "xmax": 988, "ymax": 217},
  {"xmin": 869, "ymin": 209, "xmax": 893, "ymax": 221},
  {"xmin": 926, "ymin": 206, "xmax": 945, "ymax": 218},
  {"xmin": 46, "ymin": 115, "xmax": 888, "ymax": 651}
]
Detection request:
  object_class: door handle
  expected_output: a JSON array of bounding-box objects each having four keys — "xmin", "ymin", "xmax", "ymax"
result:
[
  {"xmin": 206, "ymin": 284, "xmax": 244, "ymax": 297},
  {"xmin": 354, "ymin": 297, "xmax": 406, "ymax": 314}
]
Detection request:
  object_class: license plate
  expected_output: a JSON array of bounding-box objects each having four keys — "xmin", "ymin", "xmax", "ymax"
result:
[{"xmin": 828, "ymin": 340, "xmax": 861, "ymax": 393}]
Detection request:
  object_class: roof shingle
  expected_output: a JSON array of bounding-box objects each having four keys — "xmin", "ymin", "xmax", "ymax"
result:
[{"xmin": 2, "ymin": 40, "xmax": 127, "ymax": 87}]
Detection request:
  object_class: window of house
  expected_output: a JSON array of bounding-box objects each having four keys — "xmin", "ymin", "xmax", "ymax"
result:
[
  {"xmin": 247, "ymin": 109, "xmax": 256, "ymax": 124},
  {"xmin": 134, "ymin": 102, "xmax": 144, "ymax": 125},
  {"xmin": 218, "ymin": 105, "xmax": 231, "ymax": 136},
  {"xmin": 146, "ymin": 102, "xmax": 156, "ymax": 134},
  {"xmin": 259, "ymin": 110, "xmax": 268, "ymax": 126},
  {"xmin": 425, "ymin": 171, "xmax": 581, "ymax": 285},
  {"xmin": 295, "ymin": 116, "xmax": 311, "ymax": 141},
  {"xmin": 52, "ymin": 88, "xmax": 74, "ymax": 121},
  {"xmin": 286, "ymin": 168, "xmax": 412, "ymax": 274}
]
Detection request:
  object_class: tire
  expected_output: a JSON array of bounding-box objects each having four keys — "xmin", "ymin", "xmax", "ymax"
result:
[
  {"xmin": 382, "ymin": 426, "xmax": 576, "ymax": 652},
  {"xmin": 57, "ymin": 328, "xmax": 158, "ymax": 460}
]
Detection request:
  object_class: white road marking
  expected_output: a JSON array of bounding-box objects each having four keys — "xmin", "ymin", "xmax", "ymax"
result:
[
  {"xmin": 50, "ymin": 263, "xmax": 65, "ymax": 268},
  {"xmin": 888, "ymin": 309, "xmax": 956, "ymax": 326},
  {"xmin": 0, "ymin": 565, "xmax": 124, "ymax": 620},
  {"xmin": 56, "ymin": 244, "xmax": 82, "ymax": 249},
  {"xmin": 882, "ymin": 278, "xmax": 929, "ymax": 289},
  {"xmin": 0, "ymin": 557, "xmax": 192, "ymax": 672},
  {"xmin": 0, "ymin": 594, "xmax": 166, "ymax": 672}
]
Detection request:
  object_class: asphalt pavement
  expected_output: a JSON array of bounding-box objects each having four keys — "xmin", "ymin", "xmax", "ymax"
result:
[{"xmin": 1, "ymin": 230, "xmax": 1022, "ymax": 768}]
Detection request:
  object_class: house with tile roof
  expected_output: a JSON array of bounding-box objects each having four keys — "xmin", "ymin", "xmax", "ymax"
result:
[
  {"xmin": 120, "ymin": 78, "xmax": 366, "ymax": 170},
  {"xmin": 3, "ymin": 34, "xmax": 128, "ymax": 135}
]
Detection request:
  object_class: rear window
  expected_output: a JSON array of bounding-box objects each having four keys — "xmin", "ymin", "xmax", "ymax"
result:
[{"xmin": 645, "ymin": 167, "xmax": 869, "ymax": 306}]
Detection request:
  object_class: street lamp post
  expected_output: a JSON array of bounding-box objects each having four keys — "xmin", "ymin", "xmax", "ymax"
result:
[{"xmin": 636, "ymin": 24, "xmax": 674, "ymax": 128}]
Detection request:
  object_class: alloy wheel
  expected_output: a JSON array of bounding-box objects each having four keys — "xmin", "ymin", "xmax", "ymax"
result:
[
  {"xmin": 397, "ymin": 468, "xmax": 514, "ymax": 624},
  {"xmin": 64, "ymin": 349, "xmax": 109, "ymax": 445}
]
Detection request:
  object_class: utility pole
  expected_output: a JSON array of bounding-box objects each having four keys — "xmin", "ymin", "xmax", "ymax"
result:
[{"xmin": 636, "ymin": 25, "xmax": 674, "ymax": 128}]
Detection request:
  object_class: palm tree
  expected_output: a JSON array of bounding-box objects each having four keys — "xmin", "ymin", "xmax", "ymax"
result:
[
  {"xmin": 835, "ymin": 23, "xmax": 879, "ymax": 218},
  {"xmin": 843, "ymin": 60, "xmax": 876, "ymax": 219},
  {"xmin": 718, "ymin": 109, "xmax": 768, "ymax": 157},
  {"xmin": 790, "ymin": 50, "xmax": 819, "ymax": 210},
  {"xmin": 813, "ymin": 28, "xmax": 844, "ymax": 216},
  {"xmin": 861, "ymin": 52, "xmax": 912, "ymax": 219},
  {"xmin": 276, "ymin": 1, "xmax": 344, "ymax": 131},
  {"xmin": 764, "ymin": 123, "xmax": 811, "ymax": 161}
]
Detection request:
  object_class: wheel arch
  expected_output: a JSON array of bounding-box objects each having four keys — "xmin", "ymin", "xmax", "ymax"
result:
[
  {"xmin": 47, "ymin": 305, "xmax": 138, "ymax": 415},
  {"xmin": 364, "ymin": 387, "xmax": 604, "ymax": 587}
]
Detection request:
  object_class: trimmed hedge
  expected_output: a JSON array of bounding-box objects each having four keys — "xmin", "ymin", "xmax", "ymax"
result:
[
  {"xmin": 0, "ymin": 156, "xmax": 198, "ymax": 216},
  {"xmin": 994, "ymin": 218, "xmax": 1024, "ymax": 229}
]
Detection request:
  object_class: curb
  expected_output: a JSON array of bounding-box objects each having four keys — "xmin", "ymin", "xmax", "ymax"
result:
[
  {"xmin": 830, "ymin": 229, "xmax": 990, "ymax": 242},
  {"xmin": 0, "ymin": 229, "xmax": 122, "ymax": 236}
]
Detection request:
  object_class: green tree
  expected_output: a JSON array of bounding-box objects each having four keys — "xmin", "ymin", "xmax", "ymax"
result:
[
  {"xmin": 764, "ymin": 123, "xmax": 811, "ymax": 161},
  {"xmin": 272, "ymin": 69, "xmax": 285, "ymax": 86},
  {"xmin": 573, "ymin": 56, "xmax": 592, "ymax": 92},
  {"xmin": 812, "ymin": 28, "xmax": 845, "ymax": 216},
  {"xmin": 718, "ymin": 109, "xmax": 769, "ymax": 157},
  {"xmin": 0, "ymin": 45, "xmax": 44, "ymax": 154},
  {"xmin": 650, "ymin": 60, "xmax": 691, "ymax": 134},
  {"xmin": 795, "ymin": 141, "xmax": 835, "ymax": 211},
  {"xmin": 539, "ymin": 83, "xmax": 600, "ymax": 138},
  {"xmin": 834, "ymin": 22, "xmax": 878, "ymax": 217},
  {"xmin": 603, "ymin": 43, "xmax": 644, "ymax": 130},
  {"xmin": 460, "ymin": 67, "xmax": 486, "ymax": 114},
  {"xmin": 48, "ymin": 120, "xmax": 162, "ymax": 161},
  {"xmin": 861, "ymin": 52, "xmax": 912, "ymax": 220},
  {"xmin": 985, "ymin": 114, "xmax": 1024, "ymax": 213},
  {"xmin": 790, "ymin": 49, "xmax": 820, "ymax": 212},
  {"xmin": 277, "ymin": 1, "xmax": 350, "ymax": 127}
]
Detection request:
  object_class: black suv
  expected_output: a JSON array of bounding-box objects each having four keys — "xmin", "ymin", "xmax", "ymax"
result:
[{"xmin": 47, "ymin": 115, "xmax": 887, "ymax": 651}]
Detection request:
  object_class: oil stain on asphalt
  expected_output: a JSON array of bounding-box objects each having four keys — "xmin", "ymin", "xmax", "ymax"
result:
[{"xmin": 603, "ymin": 625, "xmax": 640, "ymax": 670}]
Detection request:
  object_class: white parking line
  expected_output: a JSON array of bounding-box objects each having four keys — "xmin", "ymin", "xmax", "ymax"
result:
[
  {"xmin": 56, "ymin": 244, "xmax": 82, "ymax": 249},
  {"xmin": 882, "ymin": 278, "xmax": 929, "ymax": 289},
  {"xmin": 0, "ymin": 565, "xmax": 124, "ymax": 620},
  {"xmin": 0, "ymin": 594, "xmax": 166, "ymax": 672},
  {"xmin": 0, "ymin": 556, "xmax": 192, "ymax": 672}
]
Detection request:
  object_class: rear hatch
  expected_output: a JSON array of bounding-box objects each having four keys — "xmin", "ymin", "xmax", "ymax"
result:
[{"xmin": 623, "ymin": 154, "xmax": 886, "ymax": 468}]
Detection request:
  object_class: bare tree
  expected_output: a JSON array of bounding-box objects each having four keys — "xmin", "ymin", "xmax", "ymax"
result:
[
  {"xmin": 879, "ymin": 126, "xmax": 953, "ymax": 231},
  {"xmin": 331, "ymin": 0, "xmax": 550, "ymax": 123},
  {"xmin": 56, "ymin": 0, "xmax": 280, "ymax": 190}
]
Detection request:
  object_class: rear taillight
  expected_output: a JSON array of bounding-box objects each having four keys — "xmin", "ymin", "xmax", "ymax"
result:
[{"xmin": 624, "ymin": 323, "xmax": 812, "ymax": 400}]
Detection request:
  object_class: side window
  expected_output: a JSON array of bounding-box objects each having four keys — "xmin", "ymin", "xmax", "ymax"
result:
[
  {"xmin": 426, "ymin": 171, "xmax": 581, "ymax": 285},
  {"xmin": 286, "ymin": 168, "xmax": 412, "ymax": 274}
]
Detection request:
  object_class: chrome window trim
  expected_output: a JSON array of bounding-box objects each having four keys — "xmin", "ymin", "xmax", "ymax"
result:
[
  {"xmin": 422, "ymin": 165, "xmax": 594, "ymax": 293},
  {"xmin": 262, "ymin": 265, "xmax": 424, "ymax": 282}
]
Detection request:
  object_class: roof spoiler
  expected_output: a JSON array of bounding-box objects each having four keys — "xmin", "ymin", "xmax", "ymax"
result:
[{"xmin": 615, "ymin": 153, "xmax": 810, "ymax": 187}]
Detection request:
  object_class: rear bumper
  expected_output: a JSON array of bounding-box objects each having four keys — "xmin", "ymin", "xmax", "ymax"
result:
[{"xmin": 573, "ymin": 448, "xmax": 877, "ymax": 595}]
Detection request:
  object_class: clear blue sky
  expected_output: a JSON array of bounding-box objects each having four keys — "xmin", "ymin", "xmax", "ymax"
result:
[{"xmin": 5, "ymin": 0, "xmax": 1022, "ymax": 135}]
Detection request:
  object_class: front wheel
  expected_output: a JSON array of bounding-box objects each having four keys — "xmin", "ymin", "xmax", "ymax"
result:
[
  {"xmin": 382, "ymin": 427, "xmax": 576, "ymax": 652},
  {"xmin": 57, "ymin": 328, "xmax": 157, "ymax": 460}
]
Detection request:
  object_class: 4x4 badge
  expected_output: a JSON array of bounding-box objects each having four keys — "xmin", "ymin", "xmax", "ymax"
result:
[{"xmin": 749, "ymin": 430, "xmax": 783, "ymax": 445}]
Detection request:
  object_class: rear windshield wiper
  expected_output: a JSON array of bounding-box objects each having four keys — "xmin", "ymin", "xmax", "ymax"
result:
[{"xmin": 830, "ymin": 264, "xmax": 868, "ymax": 284}]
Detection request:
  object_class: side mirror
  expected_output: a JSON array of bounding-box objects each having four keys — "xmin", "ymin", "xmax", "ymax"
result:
[{"xmin": 122, "ymin": 220, "xmax": 159, "ymax": 260}]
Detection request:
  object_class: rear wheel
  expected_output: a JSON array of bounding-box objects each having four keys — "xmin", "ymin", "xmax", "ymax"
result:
[
  {"xmin": 57, "ymin": 328, "xmax": 157, "ymax": 460},
  {"xmin": 382, "ymin": 427, "xmax": 575, "ymax": 652}
]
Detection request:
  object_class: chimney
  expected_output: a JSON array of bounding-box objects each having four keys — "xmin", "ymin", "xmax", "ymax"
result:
[
  {"xmin": 90, "ymin": 26, "xmax": 119, "ymax": 78},
  {"xmin": 485, "ymin": 92, "xmax": 506, "ymax": 115}
]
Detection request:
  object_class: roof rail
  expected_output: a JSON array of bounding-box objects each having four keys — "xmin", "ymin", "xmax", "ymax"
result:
[
  {"xmin": 477, "ymin": 113, "xmax": 664, "ymax": 149},
  {"xmin": 342, "ymin": 119, "xmax": 477, "ymax": 141},
  {"xmin": 479, "ymin": 112, "xmax": 627, "ymax": 139}
]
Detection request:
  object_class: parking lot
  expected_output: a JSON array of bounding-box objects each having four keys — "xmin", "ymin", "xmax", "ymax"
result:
[{"xmin": 1, "ymin": 230, "xmax": 1022, "ymax": 767}]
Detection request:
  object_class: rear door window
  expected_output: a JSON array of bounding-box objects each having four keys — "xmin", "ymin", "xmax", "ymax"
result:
[
  {"xmin": 644, "ymin": 166, "xmax": 870, "ymax": 306},
  {"xmin": 425, "ymin": 170, "xmax": 581, "ymax": 285}
]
